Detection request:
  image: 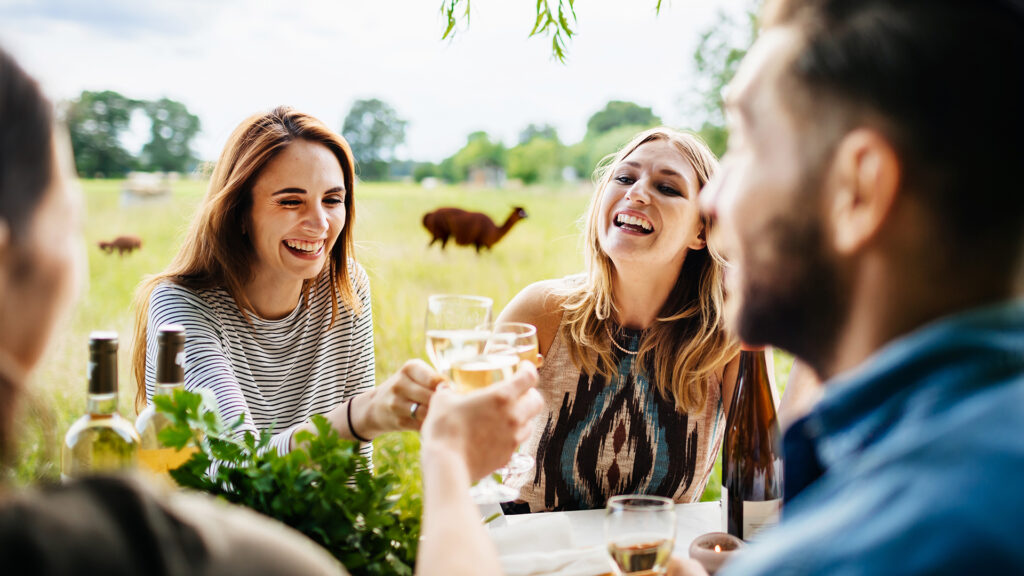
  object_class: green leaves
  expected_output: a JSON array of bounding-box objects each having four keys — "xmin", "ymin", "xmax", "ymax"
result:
[
  {"xmin": 156, "ymin": 390, "xmax": 421, "ymax": 575},
  {"xmin": 439, "ymin": 1, "xmax": 674, "ymax": 63},
  {"xmin": 529, "ymin": 0, "xmax": 577, "ymax": 63}
]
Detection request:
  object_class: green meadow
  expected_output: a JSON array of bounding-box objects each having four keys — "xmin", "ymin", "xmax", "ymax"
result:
[{"xmin": 14, "ymin": 178, "xmax": 793, "ymax": 502}]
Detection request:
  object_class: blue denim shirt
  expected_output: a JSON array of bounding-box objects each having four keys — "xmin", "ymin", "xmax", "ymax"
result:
[{"xmin": 720, "ymin": 300, "xmax": 1024, "ymax": 575}]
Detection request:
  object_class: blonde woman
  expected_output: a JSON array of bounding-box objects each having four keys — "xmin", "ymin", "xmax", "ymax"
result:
[
  {"xmin": 131, "ymin": 107, "xmax": 437, "ymax": 459},
  {"xmin": 499, "ymin": 127, "xmax": 739, "ymax": 513}
]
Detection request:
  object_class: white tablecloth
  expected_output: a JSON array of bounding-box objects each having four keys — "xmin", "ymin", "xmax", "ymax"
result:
[
  {"xmin": 487, "ymin": 501, "xmax": 722, "ymax": 575},
  {"xmin": 501, "ymin": 501, "xmax": 720, "ymax": 554}
]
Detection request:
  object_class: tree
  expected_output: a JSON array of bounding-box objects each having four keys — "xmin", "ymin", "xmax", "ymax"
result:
[
  {"xmin": 685, "ymin": 2, "xmax": 760, "ymax": 156},
  {"xmin": 413, "ymin": 162, "xmax": 438, "ymax": 183},
  {"xmin": 140, "ymin": 97, "xmax": 201, "ymax": 173},
  {"xmin": 444, "ymin": 131, "xmax": 506, "ymax": 182},
  {"xmin": 518, "ymin": 123, "xmax": 559, "ymax": 145},
  {"xmin": 341, "ymin": 98, "xmax": 407, "ymax": 181},
  {"xmin": 508, "ymin": 134, "xmax": 563, "ymax": 185},
  {"xmin": 585, "ymin": 101, "xmax": 661, "ymax": 139},
  {"xmin": 569, "ymin": 123, "xmax": 653, "ymax": 181},
  {"xmin": 65, "ymin": 90, "xmax": 139, "ymax": 178}
]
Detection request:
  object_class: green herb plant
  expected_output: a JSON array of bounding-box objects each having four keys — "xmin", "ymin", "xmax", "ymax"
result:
[{"xmin": 154, "ymin": 390, "xmax": 421, "ymax": 576}]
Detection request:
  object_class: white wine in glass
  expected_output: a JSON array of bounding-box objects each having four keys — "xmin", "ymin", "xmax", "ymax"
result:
[
  {"xmin": 450, "ymin": 353, "xmax": 519, "ymax": 394},
  {"xmin": 424, "ymin": 295, "xmax": 493, "ymax": 377},
  {"xmin": 605, "ymin": 495, "xmax": 676, "ymax": 576}
]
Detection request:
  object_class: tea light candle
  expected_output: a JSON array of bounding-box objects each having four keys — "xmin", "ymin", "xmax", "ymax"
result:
[{"xmin": 688, "ymin": 532, "xmax": 744, "ymax": 575}]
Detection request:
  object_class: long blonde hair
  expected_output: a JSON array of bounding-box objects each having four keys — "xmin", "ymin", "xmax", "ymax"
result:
[
  {"xmin": 558, "ymin": 127, "xmax": 738, "ymax": 413},
  {"xmin": 131, "ymin": 106, "xmax": 361, "ymax": 410}
]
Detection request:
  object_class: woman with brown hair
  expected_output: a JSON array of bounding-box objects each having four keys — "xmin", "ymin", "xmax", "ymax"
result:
[
  {"xmin": 131, "ymin": 107, "xmax": 434, "ymax": 457},
  {"xmin": 499, "ymin": 127, "xmax": 740, "ymax": 513}
]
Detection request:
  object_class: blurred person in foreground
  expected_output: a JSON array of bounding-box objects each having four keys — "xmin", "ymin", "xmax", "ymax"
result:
[
  {"xmin": 498, "ymin": 127, "xmax": 740, "ymax": 513},
  {"xmin": 671, "ymin": 0, "xmax": 1024, "ymax": 574},
  {"xmin": 0, "ymin": 46, "xmax": 542, "ymax": 575}
]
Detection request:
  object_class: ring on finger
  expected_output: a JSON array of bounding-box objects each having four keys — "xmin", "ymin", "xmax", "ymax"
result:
[{"xmin": 410, "ymin": 402, "xmax": 421, "ymax": 420}]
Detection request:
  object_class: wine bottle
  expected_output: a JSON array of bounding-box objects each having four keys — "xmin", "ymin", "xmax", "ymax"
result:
[
  {"xmin": 61, "ymin": 331, "xmax": 140, "ymax": 481},
  {"xmin": 721, "ymin": 344, "xmax": 783, "ymax": 541},
  {"xmin": 136, "ymin": 324, "xmax": 195, "ymax": 474}
]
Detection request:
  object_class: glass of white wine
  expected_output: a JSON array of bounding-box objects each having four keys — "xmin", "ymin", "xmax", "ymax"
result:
[
  {"xmin": 605, "ymin": 495, "xmax": 676, "ymax": 576},
  {"xmin": 475, "ymin": 321, "xmax": 539, "ymax": 480},
  {"xmin": 426, "ymin": 295, "xmax": 533, "ymax": 503},
  {"xmin": 425, "ymin": 294, "xmax": 494, "ymax": 379}
]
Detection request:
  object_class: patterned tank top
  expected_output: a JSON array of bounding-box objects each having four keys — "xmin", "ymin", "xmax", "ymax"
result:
[{"xmin": 505, "ymin": 319, "xmax": 725, "ymax": 513}]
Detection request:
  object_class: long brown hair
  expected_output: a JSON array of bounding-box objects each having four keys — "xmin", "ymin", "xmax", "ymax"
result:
[
  {"xmin": 558, "ymin": 127, "xmax": 738, "ymax": 413},
  {"xmin": 131, "ymin": 106, "xmax": 361, "ymax": 410}
]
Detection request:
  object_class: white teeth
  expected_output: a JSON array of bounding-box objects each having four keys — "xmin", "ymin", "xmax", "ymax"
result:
[
  {"xmin": 285, "ymin": 239, "xmax": 324, "ymax": 253},
  {"xmin": 615, "ymin": 214, "xmax": 652, "ymax": 231}
]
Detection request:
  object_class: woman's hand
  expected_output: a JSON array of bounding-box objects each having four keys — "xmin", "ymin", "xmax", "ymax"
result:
[
  {"xmin": 420, "ymin": 362, "xmax": 543, "ymax": 482},
  {"xmin": 354, "ymin": 359, "xmax": 443, "ymax": 436}
]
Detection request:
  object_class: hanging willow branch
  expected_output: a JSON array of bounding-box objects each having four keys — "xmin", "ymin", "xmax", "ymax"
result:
[{"xmin": 440, "ymin": 0, "xmax": 664, "ymax": 63}]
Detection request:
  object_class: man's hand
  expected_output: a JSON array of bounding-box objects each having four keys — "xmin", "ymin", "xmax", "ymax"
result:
[{"xmin": 420, "ymin": 361, "xmax": 543, "ymax": 481}]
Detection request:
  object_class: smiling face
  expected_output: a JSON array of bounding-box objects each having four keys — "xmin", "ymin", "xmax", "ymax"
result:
[
  {"xmin": 596, "ymin": 139, "xmax": 707, "ymax": 272},
  {"xmin": 247, "ymin": 139, "xmax": 347, "ymax": 295},
  {"xmin": 701, "ymin": 27, "xmax": 847, "ymax": 363}
]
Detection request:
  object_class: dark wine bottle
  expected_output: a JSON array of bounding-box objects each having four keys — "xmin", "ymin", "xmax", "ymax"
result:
[
  {"xmin": 721, "ymin": 344, "xmax": 783, "ymax": 541},
  {"xmin": 136, "ymin": 324, "xmax": 194, "ymax": 475}
]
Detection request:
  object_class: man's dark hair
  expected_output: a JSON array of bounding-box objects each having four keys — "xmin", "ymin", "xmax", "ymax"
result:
[
  {"xmin": 0, "ymin": 46, "xmax": 54, "ymax": 242},
  {"xmin": 767, "ymin": 0, "xmax": 1024, "ymax": 267}
]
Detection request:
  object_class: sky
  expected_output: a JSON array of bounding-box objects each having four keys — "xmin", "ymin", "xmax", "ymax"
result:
[{"xmin": 0, "ymin": 0, "xmax": 746, "ymax": 163}]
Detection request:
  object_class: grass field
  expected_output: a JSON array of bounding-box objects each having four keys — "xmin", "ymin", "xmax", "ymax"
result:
[{"xmin": 13, "ymin": 177, "xmax": 792, "ymax": 502}]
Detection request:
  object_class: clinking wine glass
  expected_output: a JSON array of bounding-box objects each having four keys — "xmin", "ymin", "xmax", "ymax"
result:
[
  {"xmin": 425, "ymin": 294, "xmax": 493, "ymax": 378},
  {"xmin": 424, "ymin": 295, "xmax": 516, "ymax": 503},
  {"xmin": 605, "ymin": 495, "xmax": 676, "ymax": 576},
  {"xmin": 475, "ymin": 321, "xmax": 539, "ymax": 479}
]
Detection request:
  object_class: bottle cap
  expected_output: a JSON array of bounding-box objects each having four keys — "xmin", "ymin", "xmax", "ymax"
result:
[
  {"xmin": 739, "ymin": 342, "xmax": 766, "ymax": 352},
  {"xmin": 88, "ymin": 331, "xmax": 119, "ymax": 395}
]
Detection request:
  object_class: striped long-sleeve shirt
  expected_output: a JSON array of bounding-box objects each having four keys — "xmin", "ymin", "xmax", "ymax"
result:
[{"xmin": 145, "ymin": 262, "xmax": 375, "ymax": 460}]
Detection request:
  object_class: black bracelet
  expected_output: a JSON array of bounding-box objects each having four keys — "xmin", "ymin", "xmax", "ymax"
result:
[{"xmin": 346, "ymin": 396, "xmax": 371, "ymax": 443}]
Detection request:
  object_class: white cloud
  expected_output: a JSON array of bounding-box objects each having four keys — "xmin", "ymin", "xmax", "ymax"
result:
[{"xmin": 0, "ymin": 0, "xmax": 747, "ymax": 162}]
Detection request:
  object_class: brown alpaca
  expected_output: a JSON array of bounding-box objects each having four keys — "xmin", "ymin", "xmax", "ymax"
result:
[
  {"xmin": 422, "ymin": 206, "xmax": 528, "ymax": 253},
  {"xmin": 98, "ymin": 235, "xmax": 142, "ymax": 256}
]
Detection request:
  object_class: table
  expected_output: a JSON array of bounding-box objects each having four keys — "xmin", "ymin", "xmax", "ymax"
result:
[{"xmin": 495, "ymin": 501, "xmax": 722, "ymax": 555}]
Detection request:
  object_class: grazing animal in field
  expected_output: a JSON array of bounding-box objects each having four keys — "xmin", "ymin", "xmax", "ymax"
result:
[
  {"xmin": 422, "ymin": 206, "xmax": 528, "ymax": 253},
  {"xmin": 98, "ymin": 235, "xmax": 142, "ymax": 256}
]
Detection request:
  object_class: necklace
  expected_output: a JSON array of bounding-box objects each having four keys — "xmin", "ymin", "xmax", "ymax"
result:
[{"xmin": 605, "ymin": 323, "xmax": 639, "ymax": 356}]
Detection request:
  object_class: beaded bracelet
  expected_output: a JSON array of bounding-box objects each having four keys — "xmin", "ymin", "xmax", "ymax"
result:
[{"xmin": 346, "ymin": 396, "xmax": 371, "ymax": 443}]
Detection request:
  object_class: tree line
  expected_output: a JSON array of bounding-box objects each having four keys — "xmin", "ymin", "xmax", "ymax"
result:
[
  {"xmin": 64, "ymin": 91, "xmax": 201, "ymax": 178},
  {"xmin": 64, "ymin": 3, "xmax": 755, "ymax": 184}
]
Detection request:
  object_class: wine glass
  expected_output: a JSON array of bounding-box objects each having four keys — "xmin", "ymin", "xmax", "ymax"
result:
[
  {"xmin": 605, "ymin": 495, "xmax": 676, "ymax": 576},
  {"xmin": 425, "ymin": 295, "xmax": 518, "ymax": 503},
  {"xmin": 425, "ymin": 294, "xmax": 493, "ymax": 379},
  {"xmin": 476, "ymin": 321, "xmax": 539, "ymax": 479},
  {"xmin": 480, "ymin": 321, "xmax": 541, "ymax": 368}
]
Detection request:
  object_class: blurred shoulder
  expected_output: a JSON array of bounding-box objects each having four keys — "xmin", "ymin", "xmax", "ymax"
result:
[{"xmin": 0, "ymin": 475, "xmax": 344, "ymax": 575}]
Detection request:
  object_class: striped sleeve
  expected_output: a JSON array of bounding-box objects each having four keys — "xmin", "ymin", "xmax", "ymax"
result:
[
  {"xmin": 148, "ymin": 283, "xmax": 298, "ymax": 454},
  {"xmin": 348, "ymin": 263, "xmax": 375, "ymax": 462}
]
